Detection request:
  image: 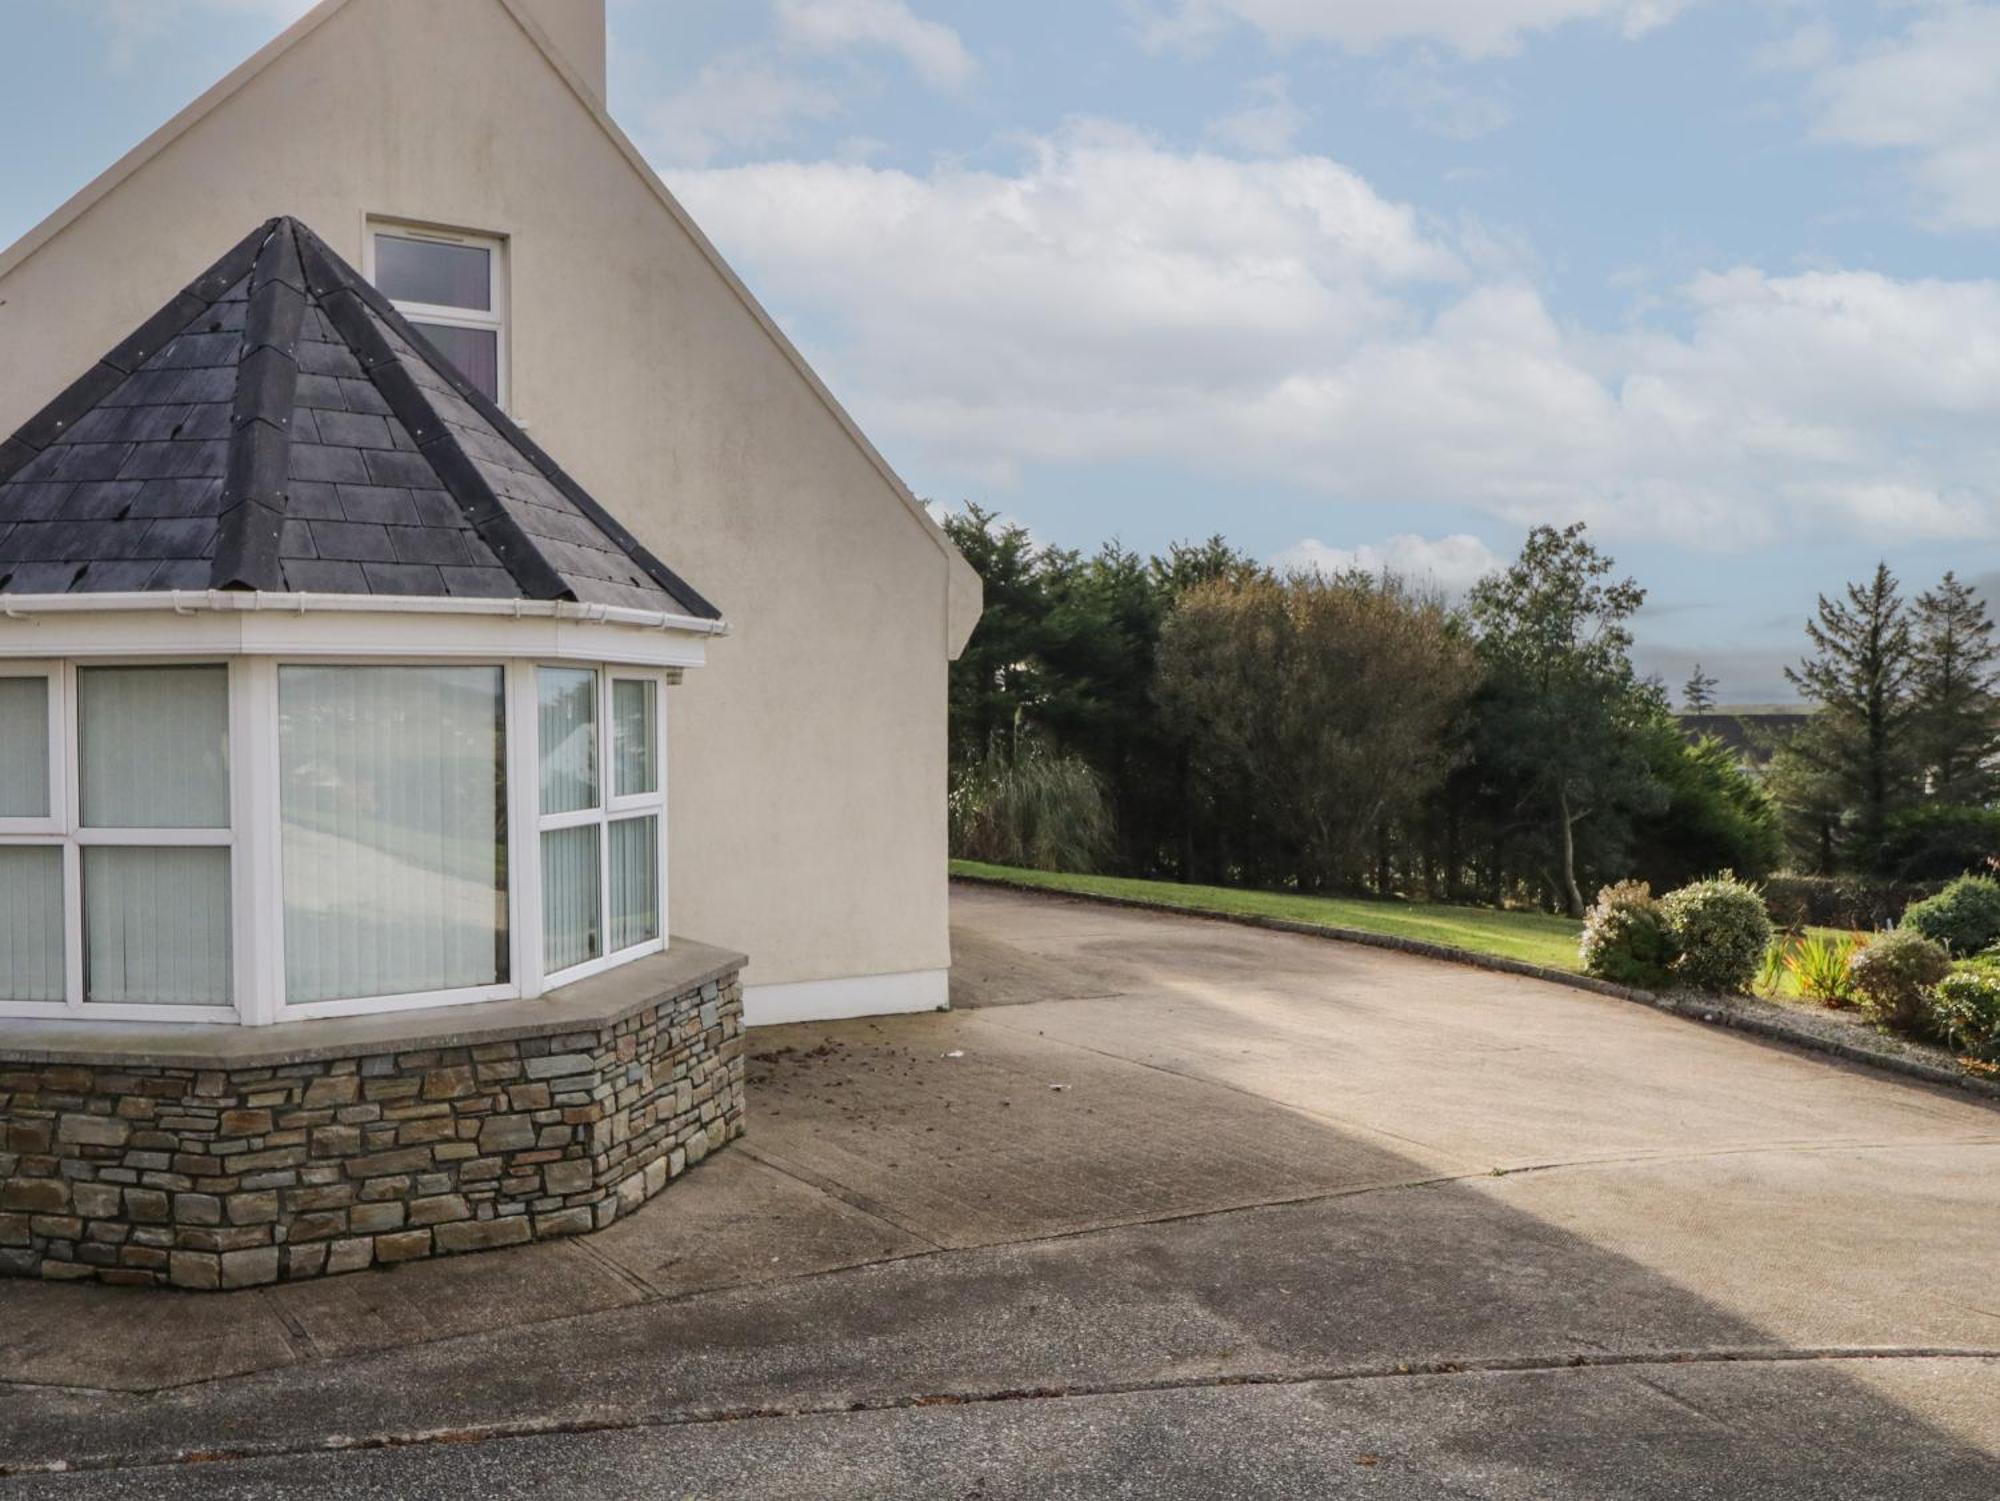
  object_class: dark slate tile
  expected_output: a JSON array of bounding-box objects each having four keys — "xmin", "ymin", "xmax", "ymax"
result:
[
  {"xmin": 54, "ymin": 443, "xmax": 137, "ymax": 482},
  {"xmin": 177, "ymin": 404, "xmax": 235, "ymax": 442},
  {"xmin": 386, "ymin": 418, "xmax": 418, "ymax": 452},
  {"xmin": 288, "ymin": 408, "xmax": 320, "ymax": 445},
  {"xmin": 135, "ymin": 518, "xmax": 218, "ymax": 559},
  {"xmin": 334, "ymin": 483, "xmax": 419, "ymax": 526},
  {"xmin": 312, "ymin": 410, "xmax": 393, "ymax": 450},
  {"xmin": 171, "ymin": 368, "xmax": 236, "ymax": 404},
  {"xmin": 282, "ymin": 558, "xmax": 367, "ymax": 593},
  {"xmin": 8, "ymin": 447, "xmax": 68, "ymax": 484},
  {"xmin": 437, "ymin": 566, "xmax": 521, "ymax": 599},
  {"xmin": 407, "ymin": 488, "xmax": 467, "ymax": 529},
  {"xmin": 64, "ymin": 403, "xmax": 193, "ymax": 445},
  {"xmin": 70, "ymin": 559, "xmax": 162, "ymax": 593},
  {"xmin": 361, "ymin": 448, "xmax": 440, "ymax": 489},
  {"xmin": 205, "ymin": 300, "xmax": 250, "ymax": 334},
  {"xmin": 278, "ymin": 520, "xmax": 317, "ymax": 559},
  {"xmin": 116, "ymin": 440, "xmax": 229, "ymax": 481},
  {"xmin": 293, "ymin": 373, "xmax": 347, "ymax": 410},
  {"xmin": 360, "ymin": 562, "xmax": 446, "ymax": 597},
  {"xmin": 100, "ymin": 368, "xmax": 186, "ymax": 408},
  {"xmin": 288, "ymin": 481, "xmax": 342, "ymax": 520},
  {"xmin": 307, "ymin": 520, "xmax": 396, "ymax": 562},
  {"xmin": 154, "ymin": 331, "xmax": 242, "ymax": 370},
  {"xmin": 297, "ymin": 340, "xmax": 364, "ymax": 380},
  {"xmin": 386, "ymin": 526, "xmax": 477, "ymax": 566},
  {"xmin": 57, "ymin": 481, "xmax": 146, "ymax": 521},
  {"xmin": 0, "ymin": 482, "xmax": 77, "ymax": 521},
  {"xmin": 8, "ymin": 520, "xmax": 146, "ymax": 562},
  {"xmin": 148, "ymin": 558, "xmax": 211, "ymax": 590},
  {"xmin": 128, "ymin": 477, "xmax": 225, "ymax": 519},
  {"xmin": 0, "ymin": 561, "xmax": 89, "ymax": 594},
  {"xmin": 571, "ymin": 576, "xmax": 676, "ymax": 612},
  {"xmin": 336, "ymin": 378, "xmax": 392, "ymax": 417},
  {"xmin": 288, "ymin": 443, "xmax": 369, "ymax": 484}
]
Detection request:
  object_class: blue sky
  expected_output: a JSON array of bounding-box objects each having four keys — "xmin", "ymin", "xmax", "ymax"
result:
[{"xmin": 9, "ymin": 1, "xmax": 2000, "ymax": 702}]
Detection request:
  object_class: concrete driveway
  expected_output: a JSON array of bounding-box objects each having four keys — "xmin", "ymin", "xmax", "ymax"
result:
[{"xmin": 3, "ymin": 883, "xmax": 1997, "ymax": 1497}]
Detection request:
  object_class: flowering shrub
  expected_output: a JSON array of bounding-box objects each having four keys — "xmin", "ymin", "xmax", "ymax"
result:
[
  {"xmin": 1847, "ymin": 928, "xmax": 1952, "ymax": 1035},
  {"xmin": 1661, "ymin": 874, "xmax": 1773, "ymax": 994},
  {"xmin": 1579, "ymin": 882, "xmax": 1676, "ymax": 988}
]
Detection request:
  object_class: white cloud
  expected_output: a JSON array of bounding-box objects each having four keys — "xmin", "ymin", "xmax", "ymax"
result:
[
  {"xmin": 775, "ymin": 0, "xmax": 976, "ymax": 90},
  {"xmin": 1207, "ymin": 75, "xmax": 1308, "ymax": 155},
  {"xmin": 73, "ymin": 0, "xmax": 314, "ymax": 69},
  {"xmin": 1133, "ymin": 0, "xmax": 1697, "ymax": 59},
  {"xmin": 675, "ymin": 124, "xmax": 2000, "ymax": 550},
  {"xmin": 1274, "ymin": 533, "xmax": 1503, "ymax": 592},
  {"xmin": 1807, "ymin": 5, "xmax": 2000, "ymax": 229},
  {"xmin": 641, "ymin": 53, "xmax": 841, "ymax": 167}
]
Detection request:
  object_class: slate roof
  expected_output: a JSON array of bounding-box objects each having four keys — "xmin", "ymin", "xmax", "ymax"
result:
[{"xmin": 0, "ymin": 217, "xmax": 719, "ymax": 618}]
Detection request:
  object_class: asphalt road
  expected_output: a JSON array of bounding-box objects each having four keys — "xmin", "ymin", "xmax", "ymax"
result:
[{"xmin": 4, "ymin": 884, "xmax": 1996, "ymax": 1497}]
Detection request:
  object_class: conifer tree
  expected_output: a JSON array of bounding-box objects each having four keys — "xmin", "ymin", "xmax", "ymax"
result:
[
  {"xmin": 1910, "ymin": 571, "xmax": 2000, "ymax": 804},
  {"xmin": 1783, "ymin": 563, "xmax": 1917, "ymax": 857},
  {"xmin": 1683, "ymin": 664, "xmax": 1719, "ymax": 715}
]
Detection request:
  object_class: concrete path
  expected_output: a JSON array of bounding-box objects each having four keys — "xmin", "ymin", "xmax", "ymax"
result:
[{"xmin": 3, "ymin": 884, "xmax": 1997, "ymax": 1496}]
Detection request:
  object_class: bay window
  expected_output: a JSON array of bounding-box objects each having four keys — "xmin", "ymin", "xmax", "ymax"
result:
[
  {"xmin": 536, "ymin": 667, "xmax": 665, "ymax": 985},
  {"xmin": 0, "ymin": 654, "xmax": 674, "ymax": 1025}
]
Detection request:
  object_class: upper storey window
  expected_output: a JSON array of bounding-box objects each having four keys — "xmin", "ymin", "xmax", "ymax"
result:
[{"xmin": 368, "ymin": 223, "xmax": 506, "ymax": 406}]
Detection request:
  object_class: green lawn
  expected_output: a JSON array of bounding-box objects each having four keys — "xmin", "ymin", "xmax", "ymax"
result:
[
  {"xmin": 952, "ymin": 861, "xmax": 1854, "ymax": 1002},
  {"xmin": 950, "ymin": 860, "xmax": 1587, "ymax": 971}
]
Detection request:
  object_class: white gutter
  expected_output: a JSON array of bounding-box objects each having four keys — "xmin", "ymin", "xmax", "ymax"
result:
[{"xmin": 0, "ymin": 591, "xmax": 729, "ymax": 637}]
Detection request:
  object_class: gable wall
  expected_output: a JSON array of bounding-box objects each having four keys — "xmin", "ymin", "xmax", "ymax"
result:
[{"xmin": 0, "ymin": 0, "xmax": 961, "ymax": 997}]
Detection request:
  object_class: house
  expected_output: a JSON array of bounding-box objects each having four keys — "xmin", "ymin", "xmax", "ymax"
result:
[{"xmin": 0, "ymin": 0, "xmax": 981, "ymax": 1034}]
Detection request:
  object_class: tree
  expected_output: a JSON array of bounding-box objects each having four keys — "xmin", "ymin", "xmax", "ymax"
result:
[
  {"xmin": 1156, "ymin": 570, "xmax": 1477, "ymax": 892},
  {"xmin": 1466, "ymin": 524, "xmax": 1664, "ymax": 917},
  {"xmin": 1909, "ymin": 571, "xmax": 2000, "ymax": 805},
  {"xmin": 1683, "ymin": 664, "xmax": 1719, "ymax": 715},
  {"xmin": 939, "ymin": 504, "xmax": 1054, "ymax": 766},
  {"xmin": 1783, "ymin": 563, "xmax": 1917, "ymax": 863}
]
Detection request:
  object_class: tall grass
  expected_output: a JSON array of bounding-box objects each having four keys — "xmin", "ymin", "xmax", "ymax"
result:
[{"xmin": 950, "ymin": 740, "xmax": 1114, "ymax": 874}]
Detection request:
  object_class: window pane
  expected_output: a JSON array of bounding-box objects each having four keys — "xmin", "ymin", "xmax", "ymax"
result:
[
  {"xmin": 409, "ymin": 322, "xmax": 499, "ymax": 403},
  {"xmin": 0, "ymin": 846, "xmax": 62, "ymax": 1002},
  {"xmin": 79, "ymin": 666, "xmax": 229, "ymax": 829},
  {"xmin": 609, "ymin": 815, "xmax": 659, "ymax": 953},
  {"xmin": 613, "ymin": 679, "xmax": 657, "ymax": 797},
  {"xmin": 84, "ymin": 847, "xmax": 231, "ymax": 1006},
  {"xmin": 539, "ymin": 668, "xmax": 598, "ymax": 814},
  {"xmin": 375, "ymin": 234, "xmax": 491, "ymax": 311},
  {"xmin": 542, "ymin": 824, "xmax": 602, "ymax": 974},
  {"xmin": 280, "ymin": 666, "xmax": 507, "ymax": 1006},
  {"xmin": 0, "ymin": 677, "xmax": 49, "ymax": 818}
]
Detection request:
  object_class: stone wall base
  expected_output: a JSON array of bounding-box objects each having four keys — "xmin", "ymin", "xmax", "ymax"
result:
[{"xmin": 0, "ymin": 963, "xmax": 744, "ymax": 1289}]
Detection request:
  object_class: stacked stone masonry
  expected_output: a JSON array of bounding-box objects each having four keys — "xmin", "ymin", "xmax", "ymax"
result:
[{"xmin": 0, "ymin": 973, "xmax": 744, "ymax": 1289}]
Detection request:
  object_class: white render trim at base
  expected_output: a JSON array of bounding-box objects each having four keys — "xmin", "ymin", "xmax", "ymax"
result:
[{"xmin": 744, "ymin": 968, "xmax": 949, "ymax": 1027}]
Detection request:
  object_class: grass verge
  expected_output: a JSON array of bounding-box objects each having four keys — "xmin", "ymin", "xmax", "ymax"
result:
[{"xmin": 950, "ymin": 860, "xmax": 1586, "ymax": 971}]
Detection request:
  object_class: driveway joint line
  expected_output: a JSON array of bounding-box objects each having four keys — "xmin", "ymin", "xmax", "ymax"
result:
[{"xmin": 7, "ymin": 1346, "xmax": 1995, "ymax": 1481}]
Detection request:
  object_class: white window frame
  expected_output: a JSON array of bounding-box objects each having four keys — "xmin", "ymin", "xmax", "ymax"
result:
[
  {"xmin": 0, "ymin": 662, "xmax": 63, "ymax": 836},
  {"xmin": 525, "ymin": 664, "xmax": 669, "ymax": 994},
  {"xmin": 0, "ymin": 658, "xmax": 243, "ymax": 1024},
  {"xmin": 264, "ymin": 656, "xmax": 518, "ymax": 1024},
  {"xmin": 363, "ymin": 219, "xmax": 509, "ymax": 410},
  {"xmin": 0, "ymin": 640, "xmax": 684, "ymax": 1028}
]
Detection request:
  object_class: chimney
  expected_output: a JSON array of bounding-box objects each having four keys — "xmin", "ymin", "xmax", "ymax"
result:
[{"xmin": 512, "ymin": 0, "xmax": 607, "ymax": 106}]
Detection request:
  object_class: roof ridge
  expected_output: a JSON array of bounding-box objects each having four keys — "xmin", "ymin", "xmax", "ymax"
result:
[{"xmin": 212, "ymin": 220, "xmax": 307, "ymax": 590}]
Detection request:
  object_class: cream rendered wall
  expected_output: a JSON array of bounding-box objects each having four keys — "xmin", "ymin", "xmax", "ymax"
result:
[{"xmin": 0, "ymin": 0, "xmax": 978, "ymax": 1009}]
